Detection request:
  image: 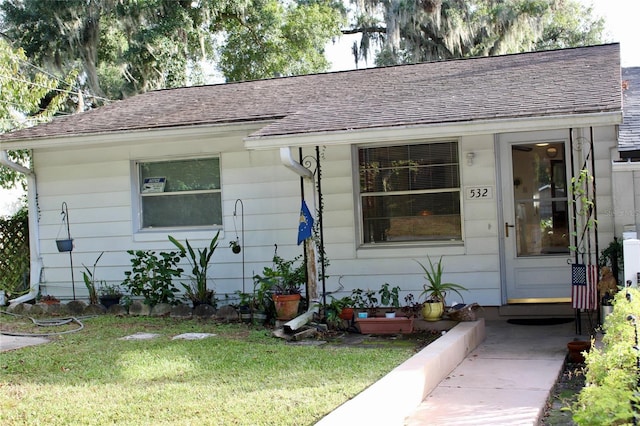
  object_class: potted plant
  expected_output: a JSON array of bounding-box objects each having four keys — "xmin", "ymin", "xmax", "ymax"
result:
[
  {"xmin": 169, "ymin": 231, "xmax": 219, "ymax": 307},
  {"xmin": 98, "ymin": 283, "xmax": 123, "ymax": 308},
  {"xmin": 417, "ymin": 256, "xmax": 467, "ymax": 321},
  {"xmin": 401, "ymin": 293, "xmax": 423, "ymax": 319},
  {"xmin": 350, "ymin": 288, "xmax": 379, "ymax": 318},
  {"xmin": 254, "ymin": 253, "xmax": 306, "ymax": 321},
  {"xmin": 229, "ymin": 240, "xmax": 241, "ymax": 254},
  {"xmin": 353, "ymin": 285, "xmax": 414, "ymax": 334},
  {"xmin": 326, "ymin": 295, "xmax": 355, "ymax": 326},
  {"xmin": 39, "ymin": 294, "xmax": 60, "ymax": 305},
  {"xmin": 379, "ymin": 283, "xmax": 400, "ymax": 318},
  {"xmin": 82, "ymin": 252, "xmax": 104, "ymax": 305}
]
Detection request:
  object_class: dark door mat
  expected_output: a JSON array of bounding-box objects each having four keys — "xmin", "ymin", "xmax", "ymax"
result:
[{"xmin": 507, "ymin": 318, "xmax": 574, "ymax": 326}]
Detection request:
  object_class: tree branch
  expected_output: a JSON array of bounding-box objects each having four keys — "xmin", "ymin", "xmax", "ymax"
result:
[{"xmin": 341, "ymin": 26, "xmax": 386, "ymax": 35}]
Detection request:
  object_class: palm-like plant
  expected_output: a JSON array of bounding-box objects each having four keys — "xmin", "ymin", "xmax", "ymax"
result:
[
  {"xmin": 417, "ymin": 256, "xmax": 467, "ymax": 306},
  {"xmin": 169, "ymin": 231, "xmax": 219, "ymax": 305}
]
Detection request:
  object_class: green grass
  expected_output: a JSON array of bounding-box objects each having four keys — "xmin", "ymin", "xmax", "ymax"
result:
[{"xmin": 1, "ymin": 315, "xmax": 431, "ymax": 425}]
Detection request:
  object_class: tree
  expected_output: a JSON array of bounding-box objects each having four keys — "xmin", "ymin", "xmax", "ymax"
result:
[
  {"xmin": 219, "ymin": 0, "xmax": 344, "ymax": 82},
  {"xmin": 0, "ymin": 38, "xmax": 71, "ymax": 190},
  {"xmin": 0, "ymin": 0, "xmax": 345, "ymax": 103},
  {"xmin": 346, "ymin": 0, "xmax": 605, "ymax": 67}
]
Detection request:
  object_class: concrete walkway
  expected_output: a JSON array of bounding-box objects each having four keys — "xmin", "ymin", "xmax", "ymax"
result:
[
  {"xmin": 0, "ymin": 334, "xmax": 50, "ymax": 352},
  {"xmin": 405, "ymin": 319, "xmax": 584, "ymax": 426},
  {"xmin": 317, "ymin": 318, "xmax": 586, "ymax": 425}
]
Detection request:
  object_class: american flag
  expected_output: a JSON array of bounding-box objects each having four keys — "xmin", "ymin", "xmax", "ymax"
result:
[{"xmin": 571, "ymin": 263, "xmax": 598, "ymax": 310}]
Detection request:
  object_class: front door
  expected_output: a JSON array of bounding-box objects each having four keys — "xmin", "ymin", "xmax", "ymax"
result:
[{"xmin": 501, "ymin": 141, "xmax": 573, "ymax": 302}]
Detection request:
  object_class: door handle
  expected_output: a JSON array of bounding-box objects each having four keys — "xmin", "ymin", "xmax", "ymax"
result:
[{"xmin": 505, "ymin": 222, "xmax": 515, "ymax": 238}]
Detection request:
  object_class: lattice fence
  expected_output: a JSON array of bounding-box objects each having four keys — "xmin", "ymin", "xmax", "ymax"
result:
[{"xmin": 0, "ymin": 210, "xmax": 29, "ymax": 296}]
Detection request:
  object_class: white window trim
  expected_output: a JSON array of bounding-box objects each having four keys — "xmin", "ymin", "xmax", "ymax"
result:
[
  {"xmin": 353, "ymin": 140, "xmax": 464, "ymax": 248},
  {"xmin": 131, "ymin": 154, "xmax": 223, "ymax": 237}
]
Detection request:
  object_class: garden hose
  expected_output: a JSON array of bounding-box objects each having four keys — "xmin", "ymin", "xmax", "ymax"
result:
[{"xmin": 0, "ymin": 310, "xmax": 86, "ymax": 337}]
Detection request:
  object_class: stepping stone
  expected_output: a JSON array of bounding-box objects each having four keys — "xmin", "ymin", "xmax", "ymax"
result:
[
  {"xmin": 119, "ymin": 332, "xmax": 160, "ymax": 340},
  {"xmin": 172, "ymin": 333, "xmax": 217, "ymax": 340}
]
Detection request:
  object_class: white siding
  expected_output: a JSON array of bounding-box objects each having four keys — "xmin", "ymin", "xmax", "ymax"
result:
[{"xmin": 31, "ymin": 124, "xmax": 617, "ymax": 307}]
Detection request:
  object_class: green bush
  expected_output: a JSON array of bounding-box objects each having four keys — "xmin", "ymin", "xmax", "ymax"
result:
[
  {"xmin": 573, "ymin": 288, "xmax": 640, "ymax": 424},
  {"xmin": 121, "ymin": 249, "xmax": 183, "ymax": 306}
]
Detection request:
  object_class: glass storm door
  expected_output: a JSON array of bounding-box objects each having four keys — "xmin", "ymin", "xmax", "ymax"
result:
[{"xmin": 501, "ymin": 142, "xmax": 572, "ymax": 303}]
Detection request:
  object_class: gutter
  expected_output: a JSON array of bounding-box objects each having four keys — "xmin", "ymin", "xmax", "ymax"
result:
[{"xmin": 0, "ymin": 150, "xmax": 41, "ymax": 303}]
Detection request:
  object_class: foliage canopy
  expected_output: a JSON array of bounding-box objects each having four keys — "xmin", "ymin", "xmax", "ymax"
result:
[{"xmin": 346, "ymin": 0, "xmax": 606, "ymax": 66}]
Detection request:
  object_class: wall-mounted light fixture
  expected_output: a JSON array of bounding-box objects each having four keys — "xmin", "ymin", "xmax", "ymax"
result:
[
  {"xmin": 466, "ymin": 152, "xmax": 475, "ymax": 166},
  {"xmin": 546, "ymin": 146, "xmax": 558, "ymax": 158}
]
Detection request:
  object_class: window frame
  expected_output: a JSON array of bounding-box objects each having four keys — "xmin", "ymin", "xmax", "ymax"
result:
[
  {"xmin": 132, "ymin": 155, "xmax": 223, "ymax": 233},
  {"xmin": 354, "ymin": 140, "xmax": 463, "ymax": 246}
]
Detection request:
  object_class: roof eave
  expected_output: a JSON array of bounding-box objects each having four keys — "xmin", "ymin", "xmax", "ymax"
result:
[
  {"xmin": 0, "ymin": 120, "xmax": 273, "ymax": 150},
  {"xmin": 243, "ymin": 111, "xmax": 623, "ymax": 150}
]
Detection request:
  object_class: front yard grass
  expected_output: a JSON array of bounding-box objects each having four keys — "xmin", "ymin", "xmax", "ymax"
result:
[{"xmin": 1, "ymin": 314, "xmax": 434, "ymax": 425}]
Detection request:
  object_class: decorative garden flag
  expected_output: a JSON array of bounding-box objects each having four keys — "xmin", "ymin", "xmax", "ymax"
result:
[
  {"xmin": 571, "ymin": 263, "xmax": 598, "ymax": 310},
  {"xmin": 297, "ymin": 200, "xmax": 314, "ymax": 245}
]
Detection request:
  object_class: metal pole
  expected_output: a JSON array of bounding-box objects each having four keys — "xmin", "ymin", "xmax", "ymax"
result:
[
  {"xmin": 315, "ymin": 145, "xmax": 326, "ymax": 309},
  {"xmin": 233, "ymin": 199, "xmax": 245, "ymax": 293},
  {"xmin": 61, "ymin": 202, "xmax": 76, "ymax": 300}
]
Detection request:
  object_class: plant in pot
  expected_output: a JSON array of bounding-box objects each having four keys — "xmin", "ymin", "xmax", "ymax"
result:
[
  {"xmin": 325, "ymin": 295, "xmax": 355, "ymax": 328},
  {"xmin": 39, "ymin": 294, "xmax": 60, "ymax": 305},
  {"xmin": 254, "ymin": 253, "xmax": 305, "ymax": 321},
  {"xmin": 98, "ymin": 283, "xmax": 123, "ymax": 308},
  {"xmin": 401, "ymin": 293, "xmax": 423, "ymax": 319},
  {"xmin": 417, "ymin": 256, "xmax": 467, "ymax": 322},
  {"xmin": 378, "ymin": 283, "xmax": 400, "ymax": 318},
  {"xmin": 350, "ymin": 288, "xmax": 378, "ymax": 318},
  {"xmin": 229, "ymin": 240, "xmax": 241, "ymax": 254},
  {"xmin": 353, "ymin": 284, "xmax": 414, "ymax": 335},
  {"xmin": 169, "ymin": 231, "xmax": 219, "ymax": 307}
]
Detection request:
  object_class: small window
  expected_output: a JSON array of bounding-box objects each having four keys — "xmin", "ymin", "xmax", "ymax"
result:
[
  {"xmin": 358, "ymin": 142, "xmax": 461, "ymax": 243},
  {"xmin": 137, "ymin": 157, "xmax": 222, "ymax": 229}
]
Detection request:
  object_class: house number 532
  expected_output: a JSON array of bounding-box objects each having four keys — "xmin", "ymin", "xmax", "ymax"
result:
[{"xmin": 465, "ymin": 186, "xmax": 493, "ymax": 200}]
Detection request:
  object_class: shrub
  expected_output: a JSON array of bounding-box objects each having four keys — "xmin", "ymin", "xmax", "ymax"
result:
[
  {"xmin": 121, "ymin": 249, "xmax": 183, "ymax": 306},
  {"xmin": 573, "ymin": 288, "xmax": 640, "ymax": 424}
]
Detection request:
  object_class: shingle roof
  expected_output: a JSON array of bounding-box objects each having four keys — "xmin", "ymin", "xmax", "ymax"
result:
[
  {"xmin": 0, "ymin": 43, "xmax": 622, "ymax": 144},
  {"xmin": 619, "ymin": 67, "xmax": 640, "ymax": 156}
]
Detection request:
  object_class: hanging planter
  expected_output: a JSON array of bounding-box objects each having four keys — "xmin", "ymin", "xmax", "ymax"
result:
[
  {"xmin": 230, "ymin": 240, "xmax": 241, "ymax": 254},
  {"xmin": 56, "ymin": 238, "xmax": 74, "ymax": 252}
]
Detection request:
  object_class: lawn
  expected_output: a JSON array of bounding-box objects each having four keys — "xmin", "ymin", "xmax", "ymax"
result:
[{"xmin": 0, "ymin": 314, "xmax": 436, "ymax": 425}]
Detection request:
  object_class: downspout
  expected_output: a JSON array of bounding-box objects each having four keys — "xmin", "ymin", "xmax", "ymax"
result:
[
  {"xmin": 0, "ymin": 150, "xmax": 41, "ymax": 303},
  {"xmin": 279, "ymin": 146, "xmax": 313, "ymax": 179}
]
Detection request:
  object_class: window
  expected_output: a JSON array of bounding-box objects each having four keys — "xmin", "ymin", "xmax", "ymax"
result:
[
  {"xmin": 137, "ymin": 157, "xmax": 222, "ymax": 229},
  {"xmin": 358, "ymin": 142, "xmax": 461, "ymax": 244}
]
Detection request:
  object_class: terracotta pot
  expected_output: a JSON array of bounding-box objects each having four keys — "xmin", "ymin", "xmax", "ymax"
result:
[
  {"xmin": 422, "ymin": 301, "xmax": 444, "ymax": 321},
  {"xmin": 567, "ymin": 340, "xmax": 591, "ymax": 363},
  {"xmin": 339, "ymin": 307, "xmax": 354, "ymax": 321},
  {"xmin": 355, "ymin": 316, "xmax": 414, "ymax": 334},
  {"xmin": 272, "ymin": 293, "xmax": 301, "ymax": 320}
]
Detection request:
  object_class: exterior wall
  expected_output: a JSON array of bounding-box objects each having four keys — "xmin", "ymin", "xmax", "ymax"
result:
[
  {"xmin": 32, "ymin": 124, "xmax": 618, "ymax": 307},
  {"xmin": 34, "ymin": 129, "xmax": 307, "ymax": 299},
  {"xmin": 611, "ymin": 159, "xmax": 640, "ymax": 237}
]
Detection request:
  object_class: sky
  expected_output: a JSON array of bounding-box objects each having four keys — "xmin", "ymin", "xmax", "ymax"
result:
[{"xmin": 327, "ymin": 0, "xmax": 640, "ymax": 72}]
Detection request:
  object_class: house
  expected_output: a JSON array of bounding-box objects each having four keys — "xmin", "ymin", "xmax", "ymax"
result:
[
  {"xmin": 0, "ymin": 44, "xmax": 624, "ymax": 313},
  {"xmin": 612, "ymin": 67, "xmax": 640, "ymax": 284}
]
